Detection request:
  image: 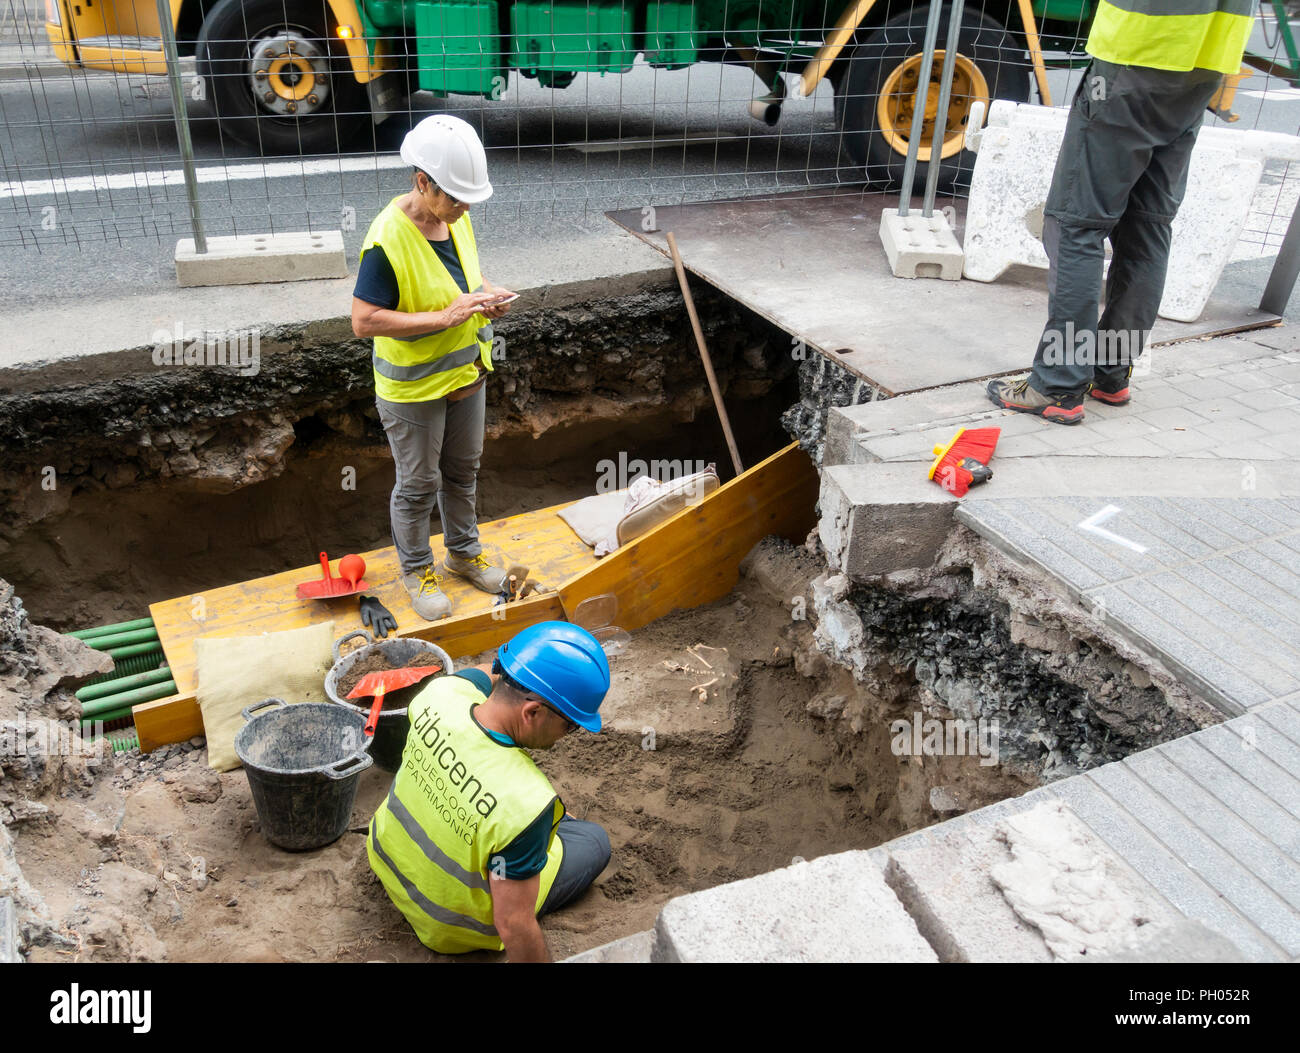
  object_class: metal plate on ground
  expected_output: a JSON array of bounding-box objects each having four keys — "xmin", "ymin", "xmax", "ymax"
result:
[{"xmin": 608, "ymin": 189, "xmax": 1280, "ymax": 397}]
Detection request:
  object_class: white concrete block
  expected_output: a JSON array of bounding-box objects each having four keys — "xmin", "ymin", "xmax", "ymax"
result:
[
  {"xmin": 989, "ymin": 800, "xmax": 1183, "ymax": 961},
  {"xmin": 883, "ymin": 825, "xmax": 1055, "ymax": 962},
  {"xmin": 962, "ymin": 101, "xmax": 1300, "ymax": 322},
  {"xmin": 653, "ymin": 851, "xmax": 939, "ymax": 962},
  {"xmin": 879, "ymin": 209, "xmax": 964, "ymax": 280},
  {"xmin": 175, "ymin": 230, "xmax": 348, "ymax": 288}
]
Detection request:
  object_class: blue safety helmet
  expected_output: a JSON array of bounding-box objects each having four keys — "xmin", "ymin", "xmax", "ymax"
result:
[{"xmin": 494, "ymin": 622, "xmax": 610, "ymax": 732}]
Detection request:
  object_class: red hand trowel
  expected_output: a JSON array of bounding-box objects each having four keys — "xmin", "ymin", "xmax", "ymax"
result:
[
  {"xmin": 297, "ymin": 552, "xmax": 371, "ymax": 601},
  {"xmin": 347, "ymin": 665, "xmax": 443, "ymax": 736}
]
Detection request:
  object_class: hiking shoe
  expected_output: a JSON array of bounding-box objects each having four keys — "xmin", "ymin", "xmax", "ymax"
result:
[
  {"xmin": 443, "ymin": 552, "xmax": 508, "ymax": 594},
  {"xmin": 402, "ymin": 564, "xmax": 452, "ymax": 621},
  {"xmin": 1089, "ymin": 379, "xmax": 1131, "ymax": 406},
  {"xmin": 986, "ymin": 376, "xmax": 1085, "ymax": 425}
]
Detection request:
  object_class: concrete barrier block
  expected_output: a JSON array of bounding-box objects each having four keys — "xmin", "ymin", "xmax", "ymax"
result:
[
  {"xmin": 963, "ymin": 101, "xmax": 1298, "ymax": 322},
  {"xmin": 880, "ymin": 209, "xmax": 964, "ymax": 280},
  {"xmin": 175, "ymin": 230, "xmax": 349, "ymax": 288},
  {"xmin": 653, "ymin": 851, "xmax": 938, "ymax": 962}
]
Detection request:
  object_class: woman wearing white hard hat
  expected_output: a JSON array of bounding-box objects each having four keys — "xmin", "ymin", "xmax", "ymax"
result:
[{"xmin": 351, "ymin": 114, "xmax": 516, "ymax": 621}]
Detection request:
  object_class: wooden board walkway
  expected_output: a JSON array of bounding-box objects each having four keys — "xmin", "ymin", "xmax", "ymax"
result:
[{"xmin": 136, "ymin": 442, "xmax": 819, "ymax": 751}]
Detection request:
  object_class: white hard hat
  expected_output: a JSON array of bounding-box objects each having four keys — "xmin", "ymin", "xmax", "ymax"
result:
[{"xmin": 400, "ymin": 114, "xmax": 493, "ymax": 204}]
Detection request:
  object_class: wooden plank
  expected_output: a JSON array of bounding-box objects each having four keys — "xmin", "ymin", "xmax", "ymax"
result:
[
  {"xmin": 148, "ymin": 501, "xmax": 594, "ymax": 700},
  {"xmin": 135, "ymin": 442, "xmax": 820, "ymax": 752},
  {"xmin": 138, "ymin": 501, "xmax": 596, "ymax": 752},
  {"xmin": 135, "ymin": 592, "xmax": 569, "ymax": 752},
  {"xmin": 557, "ymin": 442, "xmax": 818, "ymax": 631}
]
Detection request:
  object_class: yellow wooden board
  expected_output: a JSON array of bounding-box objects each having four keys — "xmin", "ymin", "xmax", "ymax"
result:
[
  {"xmin": 136, "ymin": 442, "xmax": 819, "ymax": 752},
  {"xmin": 558, "ymin": 442, "xmax": 818, "ymax": 631},
  {"xmin": 139, "ymin": 502, "xmax": 594, "ymax": 751}
]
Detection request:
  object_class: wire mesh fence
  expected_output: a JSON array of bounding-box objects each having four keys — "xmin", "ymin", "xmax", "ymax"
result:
[{"xmin": 2, "ymin": 0, "xmax": 1300, "ymax": 272}]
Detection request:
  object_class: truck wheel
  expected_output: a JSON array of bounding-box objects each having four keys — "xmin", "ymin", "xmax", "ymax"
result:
[
  {"xmin": 196, "ymin": 0, "xmax": 369, "ymax": 154},
  {"xmin": 835, "ymin": 5, "xmax": 1029, "ymax": 191}
]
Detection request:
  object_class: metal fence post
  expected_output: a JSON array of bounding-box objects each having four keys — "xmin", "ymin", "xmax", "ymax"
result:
[
  {"xmin": 155, "ymin": 0, "xmax": 206, "ymax": 253},
  {"xmin": 897, "ymin": 2, "xmax": 944, "ymax": 218},
  {"xmin": 1260, "ymin": 188, "xmax": 1300, "ymax": 317}
]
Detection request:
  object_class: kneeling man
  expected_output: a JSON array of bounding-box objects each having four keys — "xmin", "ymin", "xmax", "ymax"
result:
[{"xmin": 368, "ymin": 622, "xmax": 612, "ymax": 962}]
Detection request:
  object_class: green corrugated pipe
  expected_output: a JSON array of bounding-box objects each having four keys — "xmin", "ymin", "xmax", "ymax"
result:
[
  {"xmin": 80, "ymin": 706, "xmax": 135, "ymax": 725},
  {"xmin": 78, "ymin": 680, "xmax": 177, "ymax": 717},
  {"xmin": 84, "ymin": 627, "xmax": 159, "ymax": 651},
  {"xmin": 70, "ymin": 618, "xmax": 155, "ymax": 641},
  {"xmin": 105, "ymin": 642, "xmax": 164, "ymax": 660},
  {"xmin": 76, "ymin": 666, "xmax": 173, "ymax": 702}
]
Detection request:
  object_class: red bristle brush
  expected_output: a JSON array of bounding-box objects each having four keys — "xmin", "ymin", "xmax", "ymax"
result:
[{"xmin": 927, "ymin": 427, "xmax": 1001, "ymax": 496}]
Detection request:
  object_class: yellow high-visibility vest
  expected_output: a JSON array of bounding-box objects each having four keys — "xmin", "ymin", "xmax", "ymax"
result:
[
  {"xmin": 360, "ymin": 198, "xmax": 495, "ymax": 403},
  {"xmin": 1087, "ymin": 0, "xmax": 1253, "ymax": 75},
  {"xmin": 367, "ymin": 676, "xmax": 565, "ymax": 953}
]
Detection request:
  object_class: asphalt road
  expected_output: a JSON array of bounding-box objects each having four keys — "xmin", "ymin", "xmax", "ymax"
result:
[{"xmin": 3, "ymin": 22, "xmax": 1300, "ymax": 311}]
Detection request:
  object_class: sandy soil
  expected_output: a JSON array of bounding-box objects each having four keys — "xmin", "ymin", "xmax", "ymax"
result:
[{"xmin": 15, "ymin": 554, "xmax": 1030, "ymax": 963}]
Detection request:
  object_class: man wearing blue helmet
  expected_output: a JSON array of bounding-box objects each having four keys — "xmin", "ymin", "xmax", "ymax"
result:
[{"xmin": 367, "ymin": 621, "xmax": 612, "ymax": 962}]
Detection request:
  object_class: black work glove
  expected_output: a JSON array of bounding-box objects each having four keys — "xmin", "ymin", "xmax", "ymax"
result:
[{"xmin": 359, "ymin": 595, "xmax": 397, "ymax": 639}]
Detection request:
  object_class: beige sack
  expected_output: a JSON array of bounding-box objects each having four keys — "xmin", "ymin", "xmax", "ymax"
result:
[{"xmin": 195, "ymin": 621, "xmax": 335, "ymax": 772}]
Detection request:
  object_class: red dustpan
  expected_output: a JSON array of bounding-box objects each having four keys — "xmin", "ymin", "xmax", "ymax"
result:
[
  {"xmin": 347, "ymin": 666, "xmax": 443, "ymax": 736},
  {"xmin": 297, "ymin": 552, "xmax": 371, "ymax": 600}
]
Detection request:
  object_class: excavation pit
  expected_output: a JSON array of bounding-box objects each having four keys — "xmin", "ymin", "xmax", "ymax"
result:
[
  {"xmin": 10, "ymin": 558, "xmax": 1034, "ymax": 963},
  {"xmin": 0, "ymin": 273, "xmax": 1231, "ymax": 962}
]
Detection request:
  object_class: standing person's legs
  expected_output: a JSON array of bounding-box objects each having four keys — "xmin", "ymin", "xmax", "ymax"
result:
[
  {"xmin": 1094, "ymin": 69, "xmax": 1223, "ymax": 394},
  {"xmin": 377, "ymin": 395, "xmax": 447, "ymax": 572},
  {"xmin": 1029, "ymin": 216, "xmax": 1109, "ymax": 397},
  {"xmin": 538, "ymin": 817, "xmax": 612, "ymax": 916},
  {"xmin": 437, "ymin": 383, "xmax": 486, "ymax": 559}
]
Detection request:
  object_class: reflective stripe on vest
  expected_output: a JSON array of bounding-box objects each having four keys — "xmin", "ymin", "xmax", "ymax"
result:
[
  {"xmin": 368, "ymin": 827, "xmax": 498, "ymax": 939},
  {"xmin": 367, "ymin": 676, "xmax": 565, "ymax": 954},
  {"xmin": 1087, "ymin": 0, "xmax": 1253, "ymax": 74},
  {"xmin": 359, "ymin": 199, "xmax": 494, "ymax": 403}
]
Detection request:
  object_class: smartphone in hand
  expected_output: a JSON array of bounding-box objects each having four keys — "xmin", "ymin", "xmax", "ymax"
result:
[{"xmin": 484, "ymin": 292, "xmax": 519, "ymax": 306}]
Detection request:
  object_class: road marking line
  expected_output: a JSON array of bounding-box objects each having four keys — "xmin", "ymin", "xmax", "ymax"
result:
[
  {"xmin": 0, "ymin": 154, "xmax": 409, "ymax": 199},
  {"xmin": 1239, "ymin": 88, "xmax": 1300, "ymax": 101},
  {"xmin": 1078, "ymin": 504, "xmax": 1148, "ymax": 554}
]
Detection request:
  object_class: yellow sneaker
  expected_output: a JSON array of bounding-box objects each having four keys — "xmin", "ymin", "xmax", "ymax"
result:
[
  {"xmin": 443, "ymin": 552, "xmax": 508, "ymax": 594},
  {"xmin": 401, "ymin": 564, "xmax": 452, "ymax": 620}
]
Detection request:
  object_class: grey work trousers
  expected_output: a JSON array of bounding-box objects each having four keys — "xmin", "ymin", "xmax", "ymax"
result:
[
  {"xmin": 377, "ymin": 386, "xmax": 486, "ymax": 574},
  {"xmin": 1029, "ymin": 60, "xmax": 1224, "ymax": 397},
  {"xmin": 538, "ymin": 817, "xmax": 612, "ymax": 916}
]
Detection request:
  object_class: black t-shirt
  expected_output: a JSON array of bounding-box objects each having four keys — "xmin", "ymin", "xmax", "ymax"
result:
[{"xmin": 353, "ymin": 236, "xmax": 470, "ymax": 311}]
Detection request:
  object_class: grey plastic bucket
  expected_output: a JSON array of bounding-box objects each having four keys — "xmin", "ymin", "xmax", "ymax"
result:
[
  {"xmin": 325, "ymin": 630, "xmax": 454, "ymax": 773},
  {"xmin": 234, "ymin": 698, "xmax": 373, "ymax": 851}
]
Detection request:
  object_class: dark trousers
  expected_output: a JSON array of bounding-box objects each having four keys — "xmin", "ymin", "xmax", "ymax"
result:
[
  {"xmin": 1029, "ymin": 60, "xmax": 1224, "ymax": 397},
  {"xmin": 538, "ymin": 817, "xmax": 611, "ymax": 916}
]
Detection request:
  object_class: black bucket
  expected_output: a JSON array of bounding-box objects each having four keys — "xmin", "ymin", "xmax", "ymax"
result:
[
  {"xmin": 234, "ymin": 698, "xmax": 373, "ymax": 851},
  {"xmin": 325, "ymin": 630, "xmax": 454, "ymax": 773}
]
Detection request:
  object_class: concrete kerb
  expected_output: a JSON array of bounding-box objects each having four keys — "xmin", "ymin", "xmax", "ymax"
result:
[
  {"xmin": 819, "ymin": 457, "xmax": 1294, "ymax": 582},
  {"xmin": 562, "ymin": 929, "xmax": 655, "ymax": 963},
  {"xmin": 651, "ymin": 851, "xmax": 938, "ymax": 963}
]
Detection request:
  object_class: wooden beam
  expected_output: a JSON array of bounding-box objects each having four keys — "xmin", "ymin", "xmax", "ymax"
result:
[
  {"xmin": 558, "ymin": 442, "xmax": 819, "ymax": 631},
  {"xmin": 134, "ymin": 441, "xmax": 820, "ymax": 752}
]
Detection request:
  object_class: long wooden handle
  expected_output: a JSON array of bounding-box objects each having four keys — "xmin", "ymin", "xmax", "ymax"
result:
[{"xmin": 665, "ymin": 232, "xmax": 745, "ymax": 477}]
